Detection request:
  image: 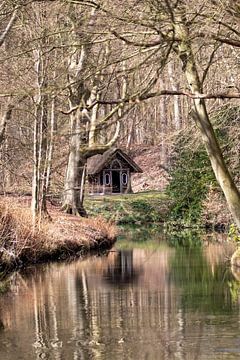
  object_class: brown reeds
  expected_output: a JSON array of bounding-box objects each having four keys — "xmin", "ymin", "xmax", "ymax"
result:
[{"xmin": 0, "ymin": 199, "xmax": 117, "ymax": 271}]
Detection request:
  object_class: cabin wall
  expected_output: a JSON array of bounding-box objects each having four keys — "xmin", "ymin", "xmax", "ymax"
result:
[
  {"xmin": 88, "ymin": 170, "xmax": 132, "ymax": 195},
  {"xmin": 88, "ymin": 153, "xmax": 137, "ymax": 195}
]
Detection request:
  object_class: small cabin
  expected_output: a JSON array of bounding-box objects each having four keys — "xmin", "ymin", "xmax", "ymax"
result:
[{"xmin": 87, "ymin": 148, "xmax": 143, "ymax": 195}]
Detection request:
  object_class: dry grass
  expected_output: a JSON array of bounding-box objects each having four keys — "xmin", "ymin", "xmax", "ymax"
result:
[{"xmin": 0, "ymin": 199, "xmax": 117, "ymax": 270}]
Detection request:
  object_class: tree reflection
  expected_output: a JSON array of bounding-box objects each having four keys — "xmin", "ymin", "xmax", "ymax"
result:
[{"xmin": 170, "ymin": 247, "xmax": 234, "ymax": 312}]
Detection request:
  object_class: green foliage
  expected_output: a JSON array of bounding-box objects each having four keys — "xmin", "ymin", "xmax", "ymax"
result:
[
  {"xmin": 130, "ymin": 199, "xmax": 159, "ymax": 222},
  {"xmin": 228, "ymin": 280, "xmax": 240, "ymax": 304},
  {"xmin": 166, "ymin": 144, "xmax": 216, "ymax": 224},
  {"xmin": 228, "ymin": 223, "xmax": 240, "ymax": 243},
  {"xmin": 130, "ymin": 199, "xmax": 153, "ymax": 212},
  {"xmin": 166, "ymin": 105, "xmax": 240, "ymax": 226}
]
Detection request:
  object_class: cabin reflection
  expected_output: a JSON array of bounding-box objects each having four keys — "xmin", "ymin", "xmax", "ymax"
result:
[{"xmin": 104, "ymin": 250, "xmax": 141, "ymax": 286}]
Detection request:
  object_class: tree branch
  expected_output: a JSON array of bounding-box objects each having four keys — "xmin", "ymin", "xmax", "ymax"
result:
[
  {"xmin": 64, "ymin": 0, "xmax": 100, "ymax": 8},
  {"xmin": 201, "ymin": 43, "xmax": 221, "ymax": 84},
  {"xmin": 197, "ymin": 32, "xmax": 240, "ymax": 48},
  {"xmin": 92, "ymin": 90, "xmax": 240, "ymax": 106},
  {"xmin": 213, "ymin": 36, "xmax": 240, "ymax": 48},
  {"xmin": 111, "ymin": 30, "xmax": 163, "ymax": 48}
]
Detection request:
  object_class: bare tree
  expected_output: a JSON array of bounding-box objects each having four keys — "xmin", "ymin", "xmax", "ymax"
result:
[{"xmin": 94, "ymin": 0, "xmax": 240, "ymax": 228}]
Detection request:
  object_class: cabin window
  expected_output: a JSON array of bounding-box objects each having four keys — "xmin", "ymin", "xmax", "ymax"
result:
[
  {"xmin": 105, "ymin": 173, "xmax": 111, "ymax": 186},
  {"xmin": 122, "ymin": 172, "xmax": 128, "ymax": 185}
]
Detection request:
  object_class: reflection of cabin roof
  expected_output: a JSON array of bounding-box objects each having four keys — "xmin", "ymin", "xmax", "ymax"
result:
[{"xmin": 87, "ymin": 148, "xmax": 143, "ymax": 175}]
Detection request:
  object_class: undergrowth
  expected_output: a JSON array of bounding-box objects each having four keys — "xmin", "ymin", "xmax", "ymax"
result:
[
  {"xmin": 85, "ymin": 191, "xmax": 169, "ymax": 224},
  {"xmin": 166, "ymin": 104, "xmax": 240, "ymax": 227},
  {"xmin": 166, "ymin": 144, "xmax": 216, "ymax": 225},
  {"xmin": 0, "ymin": 199, "xmax": 117, "ymax": 272}
]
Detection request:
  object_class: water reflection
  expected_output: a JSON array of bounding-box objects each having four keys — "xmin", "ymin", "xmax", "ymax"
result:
[
  {"xmin": 105, "ymin": 250, "xmax": 141, "ymax": 286},
  {"xmin": 0, "ymin": 238, "xmax": 239, "ymax": 360}
]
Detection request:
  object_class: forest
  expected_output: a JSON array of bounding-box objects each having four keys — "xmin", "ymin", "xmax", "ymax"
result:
[
  {"xmin": 0, "ymin": 0, "xmax": 239, "ymax": 263},
  {"xmin": 0, "ymin": 1, "xmax": 240, "ymax": 359}
]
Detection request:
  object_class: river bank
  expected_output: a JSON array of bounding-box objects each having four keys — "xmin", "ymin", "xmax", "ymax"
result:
[
  {"xmin": 0, "ymin": 198, "xmax": 117, "ymax": 275},
  {"xmin": 85, "ymin": 191, "xmax": 232, "ymax": 233},
  {"xmin": 0, "ymin": 190, "xmax": 235, "ymax": 277}
]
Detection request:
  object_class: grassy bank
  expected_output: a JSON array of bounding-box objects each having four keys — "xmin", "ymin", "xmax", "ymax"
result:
[
  {"xmin": 85, "ymin": 191, "xmax": 170, "ymax": 224},
  {"xmin": 0, "ymin": 199, "xmax": 117, "ymax": 274}
]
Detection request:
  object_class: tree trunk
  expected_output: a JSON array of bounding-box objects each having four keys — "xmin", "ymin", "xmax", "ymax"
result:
[
  {"xmin": 175, "ymin": 16, "xmax": 240, "ymax": 230},
  {"xmin": 62, "ymin": 109, "xmax": 88, "ymax": 217},
  {"xmin": 31, "ymin": 46, "xmax": 51, "ymax": 222},
  {"xmin": 62, "ymin": 150, "xmax": 87, "ymax": 216},
  {"xmin": 168, "ymin": 62, "xmax": 181, "ymax": 131},
  {"xmin": 39, "ymin": 89, "xmax": 49, "ymax": 219},
  {"xmin": 0, "ymin": 103, "xmax": 14, "ymax": 146},
  {"xmin": 46, "ymin": 96, "xmax": 56, "ymax": 193},
  {"xmin": 31, "ymin": 100, "xmax": 41, "ymax": 221},
  {"xmin": 61, "ymin": 9, "xmax": 122, "ymax": 217}
]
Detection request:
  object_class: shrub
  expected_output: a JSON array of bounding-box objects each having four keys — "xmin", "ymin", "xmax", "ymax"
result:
[
  {"xmin": 166, "ymin": 145, "xmax": 216, "ymax": 225},
  {"xmin": 167, "ymin": 105, "xmax": 240, "ymax": 226}
]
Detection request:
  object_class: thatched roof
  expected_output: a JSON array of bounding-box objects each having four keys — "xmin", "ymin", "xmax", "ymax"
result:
[{"xmin": 87, "ymin": 148, "xmax": 143, "ymax": 175}]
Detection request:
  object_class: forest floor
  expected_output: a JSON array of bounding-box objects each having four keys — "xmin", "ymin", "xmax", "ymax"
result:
[
  {"xmin": 0, "ymin": 196, "xmax": 117, "ymax": 275},
  {"xmin": 129, "ymin": 145, "xmax": 170, "ymax": 193}
]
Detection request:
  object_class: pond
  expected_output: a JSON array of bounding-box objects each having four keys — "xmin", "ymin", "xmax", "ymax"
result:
[{"xmin": 0, "ymin": 227, "xmax": 239, "ymax": 360}]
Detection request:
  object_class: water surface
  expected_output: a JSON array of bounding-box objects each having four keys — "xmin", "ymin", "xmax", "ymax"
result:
[{"xmin": 0, "ymin": 228, "xmax": 239, "ymax": 360}]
